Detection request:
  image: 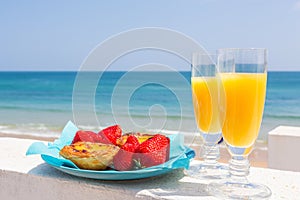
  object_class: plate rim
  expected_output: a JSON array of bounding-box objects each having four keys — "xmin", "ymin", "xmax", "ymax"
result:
[
  {"xmin": 41, "ymin": 147, "xmax": 191, "ymax": 180},
  {"xmin": 42, "ymin": 155, "xmax": 177, "ymax": 180}
]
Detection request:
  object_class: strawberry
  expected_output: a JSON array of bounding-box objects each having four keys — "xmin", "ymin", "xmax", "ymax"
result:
[
  {"xmin": 94, "ymin": 133, "xmax": 110, "ymax": 144},
  {"xmin": 125, "ymin": 134, "xmax": 140, "ymax": 149},
  {"xmin": 113, "ymin": 142, "xmax": 136, "ymax": 171},
  {"xmin": 98, "ymin": 125, "xmax": 122, "ymax": 145},
  {"xmin": 113, "ymin": 135, "xmax": 140, "ymax": 171},
  {"xmin": 72, "ymin": 130, "xmax": 97, "ymax": 144},
  {"xmin": 72, "ymin": 130, "xmax": 110, "ymax": 144},
  {"xmin": 135, "ymin": 134, "xmax": 170, "ymax": 168}
]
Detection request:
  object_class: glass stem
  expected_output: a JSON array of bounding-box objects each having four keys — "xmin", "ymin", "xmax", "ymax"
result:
[
  {"xmin": 229, "ymin": 155, "xmax": 250, "ymax": 182},
  {"xmin": 202, "ymin": 143, "xmax": 220, "ymax": 165}
]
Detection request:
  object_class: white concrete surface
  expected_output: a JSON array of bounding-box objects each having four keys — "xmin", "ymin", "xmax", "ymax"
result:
[
  {"xmin": 268, "ymin": 126, "xmax": 300, "ymax": 171},
  {"xmin": 1, "ymin": 137, "xmax": 300, "ymax": 200}
]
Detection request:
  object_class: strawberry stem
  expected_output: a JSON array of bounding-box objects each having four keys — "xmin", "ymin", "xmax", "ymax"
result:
[{"xmin": 133, "ymin": 159, "xmax": 145, "ymax": 169}]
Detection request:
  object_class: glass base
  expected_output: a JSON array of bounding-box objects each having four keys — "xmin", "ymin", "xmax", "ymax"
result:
[
  {"xmin": 208, "ymin": 179, "xmax": 272, "ymax": 199},
  {"xmin": 185, "ymin": 161, "xmax": 228, "ymax": 180}
]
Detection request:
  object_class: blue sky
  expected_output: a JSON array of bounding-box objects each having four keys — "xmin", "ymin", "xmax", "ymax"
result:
[{"xmin": 1, "ymin": 0, "xmax": 300, "ymax": 71}]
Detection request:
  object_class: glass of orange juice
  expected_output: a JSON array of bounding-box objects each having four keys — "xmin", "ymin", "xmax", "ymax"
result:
[
  {"xmin": 208, "ymin": 48, "xmax": 272, "ymax": 199},
  {"xmin": 186, "ymin": 53, "xmax": 227, "ymax": 179}
]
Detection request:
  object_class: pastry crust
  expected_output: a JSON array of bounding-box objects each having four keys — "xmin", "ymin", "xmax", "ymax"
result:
[{"xmin": 59, "ymin": 142, "xmax": 120, "ymax": 170}]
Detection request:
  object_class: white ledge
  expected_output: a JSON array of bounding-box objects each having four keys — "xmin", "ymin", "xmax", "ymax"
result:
[
  {"xmin": 268, "ymin": 126, "xmax": 300, "ymax": 171},
  {"xmin": 268, "ymin": 126, "xmax": 300, "ymax": 137},
  {"xmin": 1, "ymin": 137, "xmax": 300, "ymax": 200}
]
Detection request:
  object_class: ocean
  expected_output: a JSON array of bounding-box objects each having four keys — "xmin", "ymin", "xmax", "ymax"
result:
[{"xmin": 0, "ymin": 71, "xmax": 299, "ymax": 142}]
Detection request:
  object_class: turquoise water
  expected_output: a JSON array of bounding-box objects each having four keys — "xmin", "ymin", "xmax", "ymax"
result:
[{"xmin": 0, "ymin": 71, "xmax": 299, "ymax": 141}]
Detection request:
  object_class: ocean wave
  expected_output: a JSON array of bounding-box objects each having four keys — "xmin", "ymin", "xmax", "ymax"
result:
[
  {"xmin": 0, "ymin": 105, "xmax": 71, "ymax": 113},
  {"xmin": 264, "ymin": 114, "xmax": 300, "ymax": 120},
  {"xmin": 0, "ymin": 123, "xmax": 62, "ymax": 138},
  {"xmin": 98, "ymin": 111, "xmax": 194, "ymax": 119}
]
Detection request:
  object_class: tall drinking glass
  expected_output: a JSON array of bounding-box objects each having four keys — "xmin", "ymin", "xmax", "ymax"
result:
[
  {"xmin": 186, "ymin": 53, "xmax": 227, "ymax": 179},
  {"xmin": 208, "ymin": 48, "xmax": 272, "ymax": 198}
]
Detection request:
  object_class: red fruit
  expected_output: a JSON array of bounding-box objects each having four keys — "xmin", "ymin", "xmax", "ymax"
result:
[
  {"xmin": 113, "ymin": 143, "xmax": 136, "ymax": 171},
  {"xmin": 113, "ymin": 135, "xmax": 140, "ymax": 171},
  {"xmin": 72, "ymin": 130, "xmax": 110, "ymax": 144},
  {"xmin": 94, "ymin": 132, "xmax": 110, "ymax": 144},
  {"xmin": 125, "ymin": 135, "xmax": 140, "ymax": 149},
  {"xmin": 136, "ymin": 134, "xmax": 170, "ymax": 168},
  {"xmin": 72, "ymin": 130, "xmax": 97, "ymax": 144},
  {"xmin": 98, "ymin": 125, "xmax": 122, "ymax": 145}
]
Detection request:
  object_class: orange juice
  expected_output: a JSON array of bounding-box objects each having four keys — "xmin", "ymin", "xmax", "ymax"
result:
[
  {"xmin": 219, "ymin": 73, "xmax": 267, "ymax": 147},
  {"xmin": 191, "ymin": 77, "xmax": 221, "ymax": 133}
]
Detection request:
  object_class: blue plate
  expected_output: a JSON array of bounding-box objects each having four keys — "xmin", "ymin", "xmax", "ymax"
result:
[
  {"xmin": 27, "ymin": 121, "xmax": 195, "ymax": 180},
  {"xmin": 42, "ymin": 155, "xmax": 177, "ymax": 180}
]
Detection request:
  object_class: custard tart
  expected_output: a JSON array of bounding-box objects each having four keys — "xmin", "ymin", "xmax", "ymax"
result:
[{"xmin": 59, "ymin": 142, "xmax": 120, "ymax": 170}]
